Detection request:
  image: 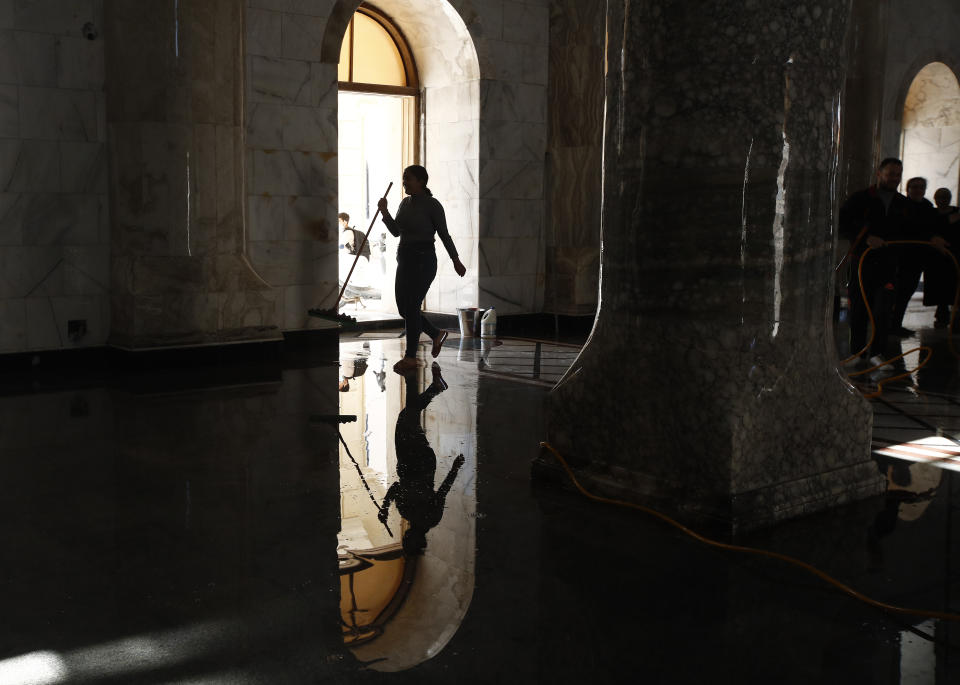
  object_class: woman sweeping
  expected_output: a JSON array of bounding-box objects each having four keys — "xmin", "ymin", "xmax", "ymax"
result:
[{"xmin": 378, "ymin": 165, "xmax": 466, "ymax": 372}]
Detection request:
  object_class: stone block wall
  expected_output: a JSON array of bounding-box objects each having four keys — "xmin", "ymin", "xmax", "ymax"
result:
[
  {"xmin": 245, "ymin": 0, "xmax": 340, "ymax": 331},
  {"xmin": 0, "ymin": 0, "xmax": 108, "ymax": 352}
]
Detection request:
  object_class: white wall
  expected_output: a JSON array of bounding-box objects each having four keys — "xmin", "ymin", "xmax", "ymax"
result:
[
  {"xmin": 900, "ymin": 62, "xmax": 960, "ymax": 202},
  {"xmin": 0, "ymin": 0, "xmax": 109, "ymax": 352}
]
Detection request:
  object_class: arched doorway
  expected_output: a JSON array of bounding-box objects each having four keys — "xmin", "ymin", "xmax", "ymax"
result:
[
  {"xmin": 326, "ymin": 0, "xmax": 482, "ymax": 321},
  {"xmin": 900, "ymin": 62, "xmax": 960, "ymax": 202},
  {"xmin": 336, "ymin": 6, "xmax": 420, "ymax": 318}
]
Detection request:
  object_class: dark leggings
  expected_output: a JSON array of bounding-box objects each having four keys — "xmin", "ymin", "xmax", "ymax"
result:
[
  {"xmin": 849, "ymin": 256, "xmax": 896, "ymax": 357},
  {"xmin": 396, "ymin": 245, "xmax": 439, "ymax": 359}
]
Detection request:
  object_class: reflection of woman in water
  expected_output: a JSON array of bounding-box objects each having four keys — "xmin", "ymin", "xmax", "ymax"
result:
[{"xmin": 378, "ymin": 363, "xmax": 465, "ymax": 556}]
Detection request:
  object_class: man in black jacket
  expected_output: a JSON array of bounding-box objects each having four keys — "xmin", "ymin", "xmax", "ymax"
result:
[
  {"xmin": 890, "ymin": 177, "xmax": 939, "ymax": 336},
  {"xmin": 839, "ymin": 158, "xmax": 910, "ymax": 368}
]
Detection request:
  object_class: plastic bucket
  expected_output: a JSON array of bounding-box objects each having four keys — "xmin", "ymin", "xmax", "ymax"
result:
[{"xmin": 457, "ymin": 307, "xmax": 486, "ymax": 337}]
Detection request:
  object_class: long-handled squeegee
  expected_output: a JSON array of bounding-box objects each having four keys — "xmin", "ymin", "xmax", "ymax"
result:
[{"xmin": 309, "ymin": 182, "xmax": 393, "ymax": 328}]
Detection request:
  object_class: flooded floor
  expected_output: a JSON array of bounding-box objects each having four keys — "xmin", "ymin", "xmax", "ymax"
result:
[{"xmin": 0, "ymin": 328, "xmax": 958, "ymax": 684}]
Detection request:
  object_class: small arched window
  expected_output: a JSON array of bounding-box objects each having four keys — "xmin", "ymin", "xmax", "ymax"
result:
[{"xmin": 338, "ymin": 6, "xmax": 418, "ymax": 95}]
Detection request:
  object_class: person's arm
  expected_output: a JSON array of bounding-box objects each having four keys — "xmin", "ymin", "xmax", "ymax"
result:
[
  {"xmin": 378, "ymin": 482, "xmax": 398, "ymax": 522},
  {"xmin": 430, "ymin": 200, "xmax": 466, "ymax": 276},
  {"xmin": 379, "ymin": 198, "xmax": 401, "ymax": 237},
  {"xmin": 435, "ymin": 455, "xmax": 466, "ymax": 502}
]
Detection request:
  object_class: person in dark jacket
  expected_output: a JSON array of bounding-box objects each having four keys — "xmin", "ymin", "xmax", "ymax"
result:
[
  {"xmin": 890, "ymin": 177, "xmax": 938, "ymax": 336},
  {"xmin": 379, "ymin": 165, "xmax": 467, "ymax": 373},
  {"xmin": 838, "ymin": 158, "xmax": 910, "ymax": 367},
  {"xmin": 924, "ymin": 188, "xmax": 960, "ymax": 327},
  {"xmin": 378, "ymin": 363, "xmax": 465, "ymax": 556}
]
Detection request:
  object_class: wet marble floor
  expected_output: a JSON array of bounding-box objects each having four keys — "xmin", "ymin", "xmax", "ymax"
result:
[{"xmin": 0, "ymin": 328, "xmax": 959, "ymax": 684}]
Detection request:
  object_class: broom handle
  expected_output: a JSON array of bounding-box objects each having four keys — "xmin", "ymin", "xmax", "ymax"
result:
[{"xmin": 335, "ymin": 182, "xmax": 393, "ymax": 309}]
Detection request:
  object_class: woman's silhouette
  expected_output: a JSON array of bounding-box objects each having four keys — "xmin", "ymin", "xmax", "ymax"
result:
[{"xmin": 378, "ymin": 363, "xmax": 465, "ymax": 556}]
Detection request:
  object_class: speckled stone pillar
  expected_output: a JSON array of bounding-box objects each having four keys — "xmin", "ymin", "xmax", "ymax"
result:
[
  {"xmin": 542, "ymin": 0, "xmax": 881, "ymax": 532},
  {"xmin": 105, "ymin": 0, "xmax": 274, "ymax": 348}
]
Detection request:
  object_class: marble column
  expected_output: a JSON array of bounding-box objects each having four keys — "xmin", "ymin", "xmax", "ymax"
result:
[
  {"xmin": 542, "ymin": 0, "xmax": 881, "ymax": 532},
  {"xmin": 105, "ymin": 0, "xmax": 275, "ymax": 348}
]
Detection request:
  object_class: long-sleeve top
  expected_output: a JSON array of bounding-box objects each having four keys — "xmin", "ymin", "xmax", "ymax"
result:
[
  {"xmin": 839, "ymin": 185, "xmax": 912, "ymax": 251},
  {"xmin": 381, "ymin": 194, "xmax": 459, "ymax": 260}
]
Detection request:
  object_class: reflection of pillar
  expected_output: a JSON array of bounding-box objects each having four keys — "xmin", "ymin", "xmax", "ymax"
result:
[
  {"xmin": 105, "ymin": 0, "xmax": 274, "ymax": 348},
  {"xmin": 542, "ymin": 0, "xmax": 880, "ymax": 532}
]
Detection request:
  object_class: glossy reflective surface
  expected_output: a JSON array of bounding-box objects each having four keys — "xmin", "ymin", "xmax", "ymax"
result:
[{"xmin": 0, "ymin": 330, "xmax": 959, "ymax": 683}]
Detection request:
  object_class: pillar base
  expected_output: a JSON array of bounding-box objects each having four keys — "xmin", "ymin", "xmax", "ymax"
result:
[{"xmin": 532, "ymin": 448, "xmax": 885, "ymax": 536}]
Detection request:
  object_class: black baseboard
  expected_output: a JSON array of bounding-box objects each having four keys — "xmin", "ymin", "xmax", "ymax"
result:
[
  {"xmin": 0, "ymin": 330, "xmax": 341, "ymax": 396},
  {"xmin": 430, "ymin": 312, "xmax": 594, "ymax": 344}
]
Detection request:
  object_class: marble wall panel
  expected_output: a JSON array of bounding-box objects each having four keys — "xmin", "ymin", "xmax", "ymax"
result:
[
  {"xmin": 520, "ymin": 43, "xmax": 548, "ymax": 86},
  {"xmin": 192, "ymin": 124, "xmax": 218, "ymax": 222},
  {"xmin": 0, "ymin": 297, "xmax": 25, "ymax": 350},
  {"xmin": 19, "ymin": 87, "xmax": 97, "ymax": 141},
  {"xmin": 479, "ymin": 120, "xmax": 545, "ymax": 161},
  {"xmin": 502, "ymin": 2, "xmax": 548, "ymax": 46},
  {"xmin": 472, "ymin": 0, "xmax": 502, "ymax": 41},
  {"xmin": 479, "ymin": 159, "xmax": 543, "ymax": 199},
  {"xmin": 247, "ymin": 240, "xmax": 326, "ymax": 286},
  {"xmin": 26, "ymin": 294, "xmax": 105, "ymax": 347},
  {"xmin": 485, "ymin": 40, "xmax": 523, "ymax": 83},
  {"xmin": 7, "ymin": 140, "xmax": 60, "ymax": 192},
  {"xmin": 248, "ymin": 55, "xmax": 314, "ymax": 105},
  {"xmin": 247, "ymin": 102, "xmax": 284, "ymax": 148},
  {"xmin": 57, "ymin": 35, "xmax": 104, "ymax": 90},
  {"xmin": 281, "ymin": 12, "xmax": 324, "ymax": 62},
  {"xmin": 24, "ymin": 296, "xmax": 60, "ymax": 348},
  {"xmin": 12, "ymin": 30, "xmax": 57, "ymax": 86},
  {"xmin": 478, "ymin": 274, "xmax": 535, "ymax": 314},
  {"xmin": 133, "ymin": 292, "xmax": 220, "ymax": 338},
  {"xmin": 11, "ymin": 0, "xmax": 95, "ymax": 35},
  {"xmin": 0, "ymin": 1, "xmax": 11, "ymax": 29},
  {"xmin": 218, "ymin": 288, "xmax": 282, "ymax": 328},
  {"xmin": 425, "ymin": 120, "xmax": 478, "ymax": 163},
  {"xmin": 0, "ymin": 32, "xmax": 15, "ymax": 83},
  {"xmin": 248, "ymin": 194, "xmax": 285, "ymax": 242},
  {"xmin": 59, "ymin": 141, "xmax": 107, "ymax": 193},
  {"xmin": 248, "ymin": 0, "xmax": 334, "ymax": 17},
  {"xmin": 63, "ymin": 245, "xmax": 108, "ymax": 295},
  {"xmin": 0, "ymin": 139, "xmax": 18, "ymax": 188},
  {"xmin": 284, "ymin": 195, "xmax": 335, "ymax": 242},
  {"xmin": 281, "ymin": 104, "xmax": 337, "ymax": 151},
  {"xmin": 478, "ymin": 198, "xmax": 540, "ymax": 238},
  {"xmin": 282, "ymin": 281, "xmax": 340, "ymax": 330},
  {"xmin": 0, "ymin": 84, "xmax": 19, "ymax": 137},
  {"xmin": 0, "ymin": 246, "xmax": 63, "ymax": 298},
  {"xmin": 18, "ymin": 193, "xmax": 102, "ymax": 245},
  {"xmin": 498, "ymin": 237, "xmax": 539, "ymax": 276},
  {"xmin": 246, "ymin": 8, "xmax": 282, "ymax": 58},
  {"xmin": 0, "ymin": 193, "xmax": 18, "ymax": 244},
  {"xmin": 215, "ymin": 125, "xmax": 243, "ymax": 239},
  {"xmin": 480, "ymin": 80, "xmax": 545, "ymax": 123},
  {"xmin": 477, "ymin": 237, "xmax": 499, "ymax": 277}
]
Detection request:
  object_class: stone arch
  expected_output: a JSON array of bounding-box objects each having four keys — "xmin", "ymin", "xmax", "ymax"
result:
[
  {"xmin": 323, "ymin": 0, "xmax": 485, "ymax": 313},
  {"xmin": 899, "ymin": 61, "xmax": 960, "ymax": 202},
  {"xmin": 891, "ymin": 52, "xmax": 960, "ymax": 128}
]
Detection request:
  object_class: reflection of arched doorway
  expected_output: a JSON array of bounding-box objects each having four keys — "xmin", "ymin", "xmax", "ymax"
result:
[
  {"xmin": 900, "ymin": 62, "xmax": 960, "ymax": 202},
  {"xmin": 337, "ymin": 6, "xmax": 419, "ymax": 317}
]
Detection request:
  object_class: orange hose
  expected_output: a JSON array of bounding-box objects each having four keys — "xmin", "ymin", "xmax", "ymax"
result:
[
  {"xmin": 539, "ymin": 441, "xmax": 960, "ymax": 622},
  {"xmin": 841, "ymin": 240, "xmax": 960, "ymax": 395}
]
